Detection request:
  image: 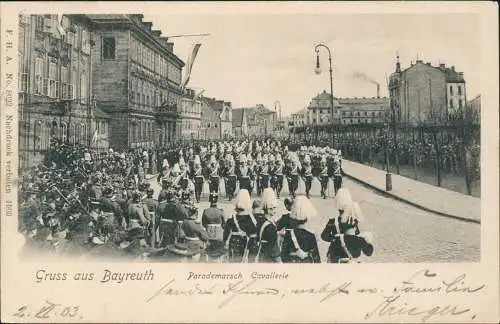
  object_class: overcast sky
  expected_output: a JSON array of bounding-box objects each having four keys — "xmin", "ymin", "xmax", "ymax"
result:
[{"xmin": 143, "ymin": 12, "xmax": 481, "ymax": 116}]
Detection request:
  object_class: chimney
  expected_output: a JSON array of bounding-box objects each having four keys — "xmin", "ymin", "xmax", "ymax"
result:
[
  {"xmin": 439, "ymin": 63, "xmax": 445, "ymax": 69},
  {"xmin": 376, "ymin": 84, "xmax": 380, "ymax": 98},
  {"xmin": 159, "ymin": 37, "xmax": 169, "ymax": 48},
  {"xmin": 152, "ymin": 30, "xmax": 162, "ymax": 37},
  {"xmin": 451, "ymin": 65, "xmax": 455, "ymax": 72}
]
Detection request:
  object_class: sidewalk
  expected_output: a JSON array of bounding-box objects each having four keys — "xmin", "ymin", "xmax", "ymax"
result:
[{"xmin": 342, "ymin": 160, "xmax": 481, "ymax": 224}]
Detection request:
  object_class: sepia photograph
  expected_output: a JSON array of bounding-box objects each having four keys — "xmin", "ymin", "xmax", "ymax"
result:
[
  {"xmin": 16, "ymin": 11, "xmax": 482, "ymax": 264},
  {"xmin": 1, "ymin": 2, "xmax": 498, "ymax": 323}
]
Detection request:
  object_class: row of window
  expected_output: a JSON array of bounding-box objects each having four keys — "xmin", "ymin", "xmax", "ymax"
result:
[
  {"xmin": 20, "ymin": 121, "xmax": 89, "ymax": 151},
  {"xmin": 21, "ymin": 56, "xmax": 88, "ymax": 101},
  {"xmin": 449, "ymin": 99, "xmax": 465, "ymax": 110},
  {"xmin": 129, "ymin": 76, "xmax": 179, "ymax": 108},
  {"xmin": 181, "ymin": 100, "xmax": 202, "ymax": 115},
  {"xmin": 30, "ymin": 15, "xmax": 91, "ymax": 54},
  {"xmin": 341, "ymin": 111, "xmax": 386, "ymax": 117},
  {"xmin": 129, "ymin": 37, "xmax": 182, "ymax": 84},
  {"xmin": 449, "ymin": 84, "xmax": 463, "ymax": 96},
  {"xmin": 130, "ymin": 121, "xmax": 154, "ymax": 143}
]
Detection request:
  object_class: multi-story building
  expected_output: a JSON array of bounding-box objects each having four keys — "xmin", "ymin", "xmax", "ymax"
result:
[
  {"xmin": 179, "ymin": 88, "xmax": 201, "ymax": 139},
  {"xmin": 338, "ymin": 97, "xmax": 389, "ymax": 125},
  {"xmin": 88, "ymin": 14, "xmax": 184, "ymax": 149},
  {"xmin": 290, "ymin": 108, "xmax": 307, "ymax": 127},
  {"xmin": 18, "ymin": 14, "xmax": 111, "ymax": 168},
  {"xmin": 233, "ymin": 104, "xmax": 277, "ymax": 136},
  {"xmin": 306, "ymin": 90, "xmax": 341, "ymax": 125},
  {"xmin": 389, "ymin": 56, "xmax": 466, "ymax": 124},
  {"xmin": 199, "ymin": 97, "xmax": 233, "ymax": 139}
]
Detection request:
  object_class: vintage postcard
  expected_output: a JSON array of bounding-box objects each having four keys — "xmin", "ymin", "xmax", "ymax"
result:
[{"xmin": 1, "ymin": 1, "xmax": 499, "ymax": 323}]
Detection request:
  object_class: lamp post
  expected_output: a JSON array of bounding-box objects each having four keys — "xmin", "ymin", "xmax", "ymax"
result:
[
  {"xmin": 314, "ymin": 43, "xmax": 335, "ymax": 146},
  {"xmin": 383, "ymin": 122, "xmax": 392, "ymax": 191},
  {"xmin": 274, "ymin": 100, "xmax": 281, "ymax": 137}
]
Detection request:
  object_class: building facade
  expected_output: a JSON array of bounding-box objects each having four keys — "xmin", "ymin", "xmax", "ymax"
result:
[
  {"xmin": 338, "ymin": 97, "xmax": 389, "ymax": 125},
  {"xmin": 232, "ymin": 108, "xmax": 248, "ymax": 138},
  {"xmin": 18, "ymin": 14, "xmax": 111, "ymax": 169},
  {"xmin": 389, "ymin": 56, "xmax": 466, "ymax": 125},
  {"xmin": 220, "ymin": 101, "xmax": 233, "ymax": 139},
  {"xmin": 233, "ymin": 104, "xmax": 277, "ymax": 136},
  {"xmin": 468, "ymin": 95, "xmax": 481, "ymax": 125},
  {"xmin": 179, "ymin": 88, "xmax": 201, "ymax": 139},
  {"xmin": 88, "ymin": 14, "xmax": 184, "ymax": 150},
  {"xmin": 290, "ymin": 108, "xmax": 307, "ymax": 127}
]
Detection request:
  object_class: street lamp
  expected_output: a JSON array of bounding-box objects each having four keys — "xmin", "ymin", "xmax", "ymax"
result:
[{"xmin": 314, "ymin": 44, "xmax": 335, "ymax": 146}]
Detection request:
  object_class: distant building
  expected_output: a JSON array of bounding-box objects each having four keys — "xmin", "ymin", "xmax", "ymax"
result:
[
  {"xmin": 389, "ymin": 56, "xmax": 466, "ymax": 124},
  {"xmin": 18, "ymin": 14, "xmax": 110, "ymax": 168},
  {"xmin": 338, "ymin": 97, "xmax": 389, "ymax": 125},
  {"xmin": 199, "ymin": 96, "xmax": 232, "ymax": 139},
  {"xmin": 179, "ymin": 88, "xmax": 201, "ymax": 139},
  {"xmin": 290, "ymin": 108, "xmax": 307, "ymax": 127},
  {"xmin": 233, "ymin": 104, "xmax": 277, "ymax": 136},
  {"xmin": 88, "ymin": 14, "xmax": 184, "ymax": 149},
  {"xmin": 306, "ymin": 90, "xmax": 340, "ymax": 125},
  {"xmin": 232, "ymin": 108, "xmax": 248, "ymax": 138}
]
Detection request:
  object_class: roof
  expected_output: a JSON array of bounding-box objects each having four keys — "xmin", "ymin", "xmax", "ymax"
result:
[
  {"xmin": 398, "ymin": 61, "xmax": 465, "ymax": 83},
  {"xmin": 232, "ymin": 108, "xmax": 245, "ymax": 127},
  {"xmin": 200, "ymin": 96, "xmax": 224, "ymax": 111}
]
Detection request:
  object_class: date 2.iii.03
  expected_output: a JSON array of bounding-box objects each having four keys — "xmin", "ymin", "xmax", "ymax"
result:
[{"xmin": 12, "ymin": 300, "xmax": 82, "ymax": 320}]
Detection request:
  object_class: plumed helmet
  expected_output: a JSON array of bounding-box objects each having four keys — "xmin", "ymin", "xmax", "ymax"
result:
[
  {"xmin": 178, "ymin": 157, "xmax": 186, "ymax": 167},
  {"xmin": 261, "ymin": 188, "xmax": 278, "ymax": 212},
  {"xmin": 290, "ymin": 195, "xmax": 316, "ymax": 222},
  {"xmin": 234, "ymin": 189, "xmax": 252, "ymax": 212},
  {"xmin": 336, "ymin": 187, "xmax": 353, "ymax": 212},
  {"xmin": 239, "ymin": 154, "xmax": 247, "ymax": 164}
]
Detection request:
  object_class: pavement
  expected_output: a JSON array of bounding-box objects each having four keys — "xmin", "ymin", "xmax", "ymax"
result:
[
  {"xmin": 147, "ymin": 173, "xmax": 480, "ymax": 263},
  {"xmin": 341, "ymin": 160, "xmax": 481, "ymax": 224}
]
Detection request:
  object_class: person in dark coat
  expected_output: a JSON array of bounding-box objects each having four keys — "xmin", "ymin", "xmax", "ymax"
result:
[
  {"xmin": 281, "ymin": 196, "xmax": 321, "ymax": 263},
  {"xmin": 321, "ymin": 189, "xmax": 374, "ymax": 263},
  {"xmin": 254, "ymin": 189, "xmax": 281, "ymax": 263},
  {"xmin": 223, "ymin": 189, "xmax": 258, "ymax": 262}
]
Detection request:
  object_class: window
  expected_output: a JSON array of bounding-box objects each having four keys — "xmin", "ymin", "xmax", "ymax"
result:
[
  {"xmin": 81, "ymin": 29, "xmax": 90, "ymax": 54},
  {"xmin": 48, "ymin": 62, "xmax": 58, "ymax": 98},
  {"xmin": 458, "ymin": 85, "xmax": 462, "ymax": 96},
  {"xmin": 102, "ymin": 37, "xmax": 116, "ymax": 60},
  {"xmin": 364, "ymin": 111, "xmax": 367, "ymax": 116},
  {"xmin": 35, "ymin": 16, "xmax": 44, "ymax": 30},
  {"xmin": 34, "ymin": 58, "xmax": 44, "ymax": 95},
  {"xmin": 80, "ymin": 74, "xmax": 88, "ymax": 103},
  {"xmin": 342, "ymin": 111, "xmax": 346, "ymax": 116},
  {"xmin": 449, "ymin": 99, "xmax": 453, "ymax": 109},
  {"xmin": 459, "ymin": 99, "xmax": 463, "ymax": 109},
  {"xmin": 372, "ymin": 111, "xmax": 375, "ymax": 117},
  {"xmin": 449, "ymin": 85, "xmax": 453, "ymax": 95}
]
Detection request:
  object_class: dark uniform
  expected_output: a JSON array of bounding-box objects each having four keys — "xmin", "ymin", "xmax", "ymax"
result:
[
  {"xmin": 285, "ymin": 163, "xmax": 299, "ymax": 198},
  {"xmin": 272, "ymin": 161, "xmax": 284, "ymax": 198},
  {"xmin": 223, "ymin": 213, "xmax": 258, "ymax": 262},
  {"xmin": 237, "ymin": 165, "xmax": 254, "ymax": 195},
  {"xmin": 281, "ymin": 228, "xmax": 321, "ymax": 263},
  {"xmin": 255, "ymin": 218, "xmax": 281, "ymax": 263},
  {"xmin": 301, "ymin": 163, "xmax": 313, "ymax": 199},
  {"xmin": 332, "ymin": 160, "xmax": 343, "ymax": 195},
  {"xmin": 192, "ymin": 164, "xmax": 205, "ymax": 203},
  {"xmin": 259, "ymin": 164, "xmax": 270, "ymax": 194},
  {"xmin": 157, "ymin": 198, "xmax": 188, "ymax": 247},
  {"xmin": 208, "ymin": 163, "xmax": 220, "ymax": 194},
  {"xmin": 224, "ymin": 162, "xmax": 237, "ymax": 200},
  {"xmin": 319, "ymin": 161, "xmax": 330, "ymax": 199}
]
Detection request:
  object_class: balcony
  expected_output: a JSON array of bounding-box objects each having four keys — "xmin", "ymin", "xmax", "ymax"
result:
[{"xmin": 154, "ymin": 103, "xmax": 180, "ymax": 121}]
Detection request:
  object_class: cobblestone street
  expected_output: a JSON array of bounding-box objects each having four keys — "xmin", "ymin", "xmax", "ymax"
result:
[{"xmin": 148, "ymin": 175, "xmax": 480, "ymax": 263}]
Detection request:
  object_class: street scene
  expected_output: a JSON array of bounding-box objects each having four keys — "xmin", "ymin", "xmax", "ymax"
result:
[{"xmin": 17, "ymin": 13, "xmax": 481, "ymax": 263}]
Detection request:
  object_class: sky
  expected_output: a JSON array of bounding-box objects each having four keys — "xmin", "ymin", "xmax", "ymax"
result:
[{"xmin": 144, "ymin": 12, "xmax": 482, "ymax": 116}]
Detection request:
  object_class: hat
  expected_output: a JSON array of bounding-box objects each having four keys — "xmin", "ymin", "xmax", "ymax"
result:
[
  {"xmin": 290, "ymin": 196, "xmax": 316, "ymax": 222},
  {"xmin": 194, "ymin": 155, "xmax": 201, "ymax": 165},
  {"xmin": 234, "ymin": 189, "xmax": 251, "ymax": 212},
  {"xmin": 336, "ymin": 188, "xmax": 352, "ymax": 212},
  {"xmin": 261, "ymin": 188, "xmax": 278, "ymax": 211},
  {"xmin": 171, "ymin": 163, "xmax": 181, "ymax": 174}
]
